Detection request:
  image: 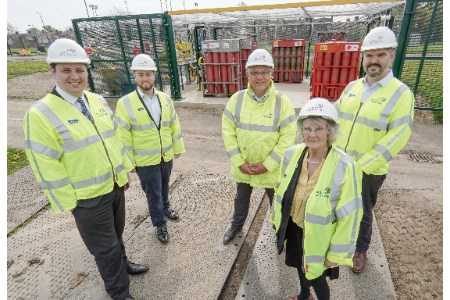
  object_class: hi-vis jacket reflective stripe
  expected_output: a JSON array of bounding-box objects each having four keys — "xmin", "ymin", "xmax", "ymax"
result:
[
  {"xmin": 271, "ymin": 144, "xmax": 362, "ymax": 280},
  {"xmin": 222, "ymin": 82, "xmax": 297, "ymax": 188},
  {"xmin": 23, "ymin": 91, "xmax": 134, "ymax": 214},
  {"xmin": 335, "ymin": 77, "xmax": 415, "ymax": 175},
  {"xmin": 115, "ymin": 90, "xmax": 185, "ymax": 167}
]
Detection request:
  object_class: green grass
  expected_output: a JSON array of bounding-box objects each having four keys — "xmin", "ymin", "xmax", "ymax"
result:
[
  {"xmin": 7, "ymin": 148, "xmax": 29, "ymax": 175},
  {"xmin": 7, "ymin": 61, "xmax": 49, "ymax": 80},
  {"xmin": 407, "ymin": 43, "xmax": 443, "ymax": 55},
  {"xmin": 401, "ymin": 60, "xmax": 443, "ymax": 123}
]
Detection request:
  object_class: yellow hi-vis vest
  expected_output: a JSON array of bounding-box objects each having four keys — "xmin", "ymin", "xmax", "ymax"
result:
[
  {"xmin": 335, "ymin": 77, "xmax": 415, "ymax": 175},
  {"xmin": 271, "ymin": 144, "xmax": 363, "ymax": 280},
  {"xmin": 222, "ymin": 82, "xmax": 297, "ymax": 188},
  {"xmin": 114, "ymin": 90, "xmax": 185, "ymax": 167},
  {"xmin": 23, "ymin": 91, "xmax": 134, "ymax": 214}
]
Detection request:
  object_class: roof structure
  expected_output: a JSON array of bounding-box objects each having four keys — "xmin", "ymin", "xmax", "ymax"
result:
[{"xmin": 169, "ymin": 0, "xmax": 405, "ymax": 26}]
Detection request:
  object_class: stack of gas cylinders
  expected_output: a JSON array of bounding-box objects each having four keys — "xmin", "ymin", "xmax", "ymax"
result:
[
  {"xmin": 202, "ymin": 39, "xmax": 253, "ymax": 96},
  {"xmin": 272, "ymin": 39, "xmax": 306, "ymax": 83},
  {"xmin": 311, "ymin": 41, "xmax": 361, "ymax": 101}
]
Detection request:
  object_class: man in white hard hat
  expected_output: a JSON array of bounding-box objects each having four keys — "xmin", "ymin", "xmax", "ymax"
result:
[
  {"xmin": 115, "ymin": 54, "xmax": 185, "ymax": 244},
  {"xmin": 335, "ymin": 27, "xmax": 415, "ymax": 273},
  {"xmin": 222, "ymin": 48, "xmax": 297, "ymax": 244},
  {"xmin": 23, "ymin": 38, "xmax": 148, "ymax": 300}
]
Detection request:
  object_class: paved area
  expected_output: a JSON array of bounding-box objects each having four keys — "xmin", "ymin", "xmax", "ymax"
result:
[
  {"xmin": 7, "ymin": 81, "xmax": 441, "ymax": 299},
  {"xmin": 8, "ymin": 171, "xmax": 265, "ymax": 299}
]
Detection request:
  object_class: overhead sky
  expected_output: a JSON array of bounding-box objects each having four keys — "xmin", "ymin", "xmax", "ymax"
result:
[{"xmin": 7, "ymin": 0, "xmax": 307, "ymax": 33}]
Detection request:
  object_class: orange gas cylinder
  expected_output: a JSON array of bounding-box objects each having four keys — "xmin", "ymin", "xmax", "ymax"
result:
[
  {"xmin": 329, "ymin": 52, "xmax": 341, "ymax": 98},
  {"xmin": 205, "ymin": 52, "xmax": 215, "ymax": 93}
]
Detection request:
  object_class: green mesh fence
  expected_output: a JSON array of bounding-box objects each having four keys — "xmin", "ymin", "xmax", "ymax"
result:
[
  {"xmin": 394, "ymin": 0, "xmax": 443, "ymax": 122},
  {"xmin": 72, "ymin": 14, "xmax": 181, "ymax": 100}
]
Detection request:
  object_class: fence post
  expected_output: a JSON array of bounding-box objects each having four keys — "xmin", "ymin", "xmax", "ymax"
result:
[{"xmin": 392, "ymin": 0, "xmax": 417, "ymax": 79}]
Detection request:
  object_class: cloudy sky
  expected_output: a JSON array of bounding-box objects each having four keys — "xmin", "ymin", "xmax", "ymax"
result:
[{"xmin": 7, "ymin": 0, "xmax": 305, "ymax": 33}]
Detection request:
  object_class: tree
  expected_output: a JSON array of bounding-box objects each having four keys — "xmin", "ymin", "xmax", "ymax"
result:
[
  {"xmin": 27, "ymin": 27, "xmax": 40, "ymax": 35},
  {"xmin": 43, "ymin": 25, "xmax": 56, "ymax": 32},
  {"xmin": 7, "ymin": 23, "xmax": 17, "ymax": 34}
]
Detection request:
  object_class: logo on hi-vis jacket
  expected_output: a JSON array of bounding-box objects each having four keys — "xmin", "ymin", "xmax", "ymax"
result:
[
  {"xmin": 264, "ymin": 112, "xmax": 273, "ymax": 119},
  {"xmin": 315, "ymin": 187, "xmax": 331, "ymax": 198},
  {"xmin": 370, "ymin": 97, "xmax": 387, "ymax": 105},
  {"xmin": 95, "ymin": 108, "xmax": 108, "ymax": 117},
  {"xmin": 68, "ymin": 119, "xmax": 80, "ymax": 124},
  {"xmin": 137, "ymin": 107, "xmax": 145, "ymax": 111}
]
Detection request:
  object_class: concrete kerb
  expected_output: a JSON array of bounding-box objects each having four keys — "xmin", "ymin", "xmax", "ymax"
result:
[{"xmin": 237, "ymin": 211, "xmax": 397, "ymax": 300}]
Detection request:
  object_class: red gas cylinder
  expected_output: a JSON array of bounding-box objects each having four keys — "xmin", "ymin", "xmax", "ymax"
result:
[
  {"xmin": 329, "ymin": 51, "xmax": 341, "ymax": 99},
  {"xmin": 348, "ymin": 51, "xmax": 360, "ymax": 81},
  {"xmin": 205, "ymin": 52, "xmax": 215, "ymax": 93},
  {"xmin": 284, "ymin": 47, "xmax": 291, "ymax": 81},
  {"xmin": 212, "ymin": 52, "xmax": 221, "ymax": 93},
  {"xmin": 233, "ymin": 52, "xmax": 240, "ymax": 92},
  {"xmin": 314, "ymin": 51, "xmax": 324, "ymax": 97},
  {"xmin": 220, "ymin": 52, "xmax": 228, "ymax": 94},
  {"xmin": 339, "ymin": 51, "xmax": 351, "ymax": 84},
  {"xmin": 273, "ymin": 47, "xmax": 279, "ymax": 82},
  {"xmin": 321, "ymin": 52, "xmax": 333, "ymax": 98}
]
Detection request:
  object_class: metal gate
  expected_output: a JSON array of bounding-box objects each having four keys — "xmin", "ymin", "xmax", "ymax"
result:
[
  {"xmin": 72, "ymin": 13, "xmax": 181, "ymax": 100},
  {"xmin": 393, "ymin": 0, "xmax": 443, "ymax": 121}
]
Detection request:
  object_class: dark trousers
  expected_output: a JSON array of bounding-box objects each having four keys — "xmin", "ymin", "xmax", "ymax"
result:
[
  {"xmin": 231, "ymin": 182, "xmax": 274, "ymax": 229},
  {"xmin": 136, "ymin": 160, "xmax": 173, "ymax": 228},
  {"xmin": 356, "ymin": 173, "xmax": 386, "ymax": 252},
  {"xmin": 285, "ymin": 218, "xmax": 330, "ymax": 300},
  {"xmin": 72, "ymin": 184, "xmax": 130, "ymax": 300}
]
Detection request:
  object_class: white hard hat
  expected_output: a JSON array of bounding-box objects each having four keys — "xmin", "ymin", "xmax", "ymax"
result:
[
  {"xmin": 46, "ymin": 38, "xmax": 90, "ymax": 64},
  {"xmin": 361, "ymin": 27, "xmax": 398, "ymax": 51},
  {"xmin": 299, "ymin": 98, "xmax": 339, "ymax": 124},
  {"xmin": 130, "ymin": 54, "xmax": 157, "ymax": 71},
  {"xmin": 245, "ymin": 49, "xmax": 274, "ymax": 69}
]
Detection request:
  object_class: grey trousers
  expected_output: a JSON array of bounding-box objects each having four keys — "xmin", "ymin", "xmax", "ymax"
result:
[
  {"xmin": 72, "ymin": 184, "xmax": 130, "ymax": 300},
  {"xmin": 231, "ymin": 182, "xmax": 274, "ymax": 229}
]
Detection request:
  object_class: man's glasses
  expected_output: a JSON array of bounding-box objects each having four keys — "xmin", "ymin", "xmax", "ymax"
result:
[{"xmin": 249, "ymin": 71, "xmax": 271, "ymax": 77}]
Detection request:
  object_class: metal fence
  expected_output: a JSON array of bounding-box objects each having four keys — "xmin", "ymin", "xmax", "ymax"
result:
[
  {"xmin": 72, "ymin": 14, "xmax": 181, "ymax": 100},
  {"xmin": 393, "ymin": 0, "xmax": 443, "ymax": 121}
]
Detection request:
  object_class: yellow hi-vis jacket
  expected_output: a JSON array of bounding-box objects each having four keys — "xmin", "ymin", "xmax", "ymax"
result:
[
  {"xmin": 271, "ymin": 144, "xmax": 363, "ymax": 280},
  {"xmin": 23, "ymin": 91, "xmax": 134, "ymax": 214},
  {"xmin": 335, "ymin": 76, "xmax": 415, "ymax": 175},
  {"xmin": 222, "ymin": 82, "xmax": 297, "ymax": 188},
  {"xmin": 114, "ymin": 90, "xmax": 185, "ymax": 167}
]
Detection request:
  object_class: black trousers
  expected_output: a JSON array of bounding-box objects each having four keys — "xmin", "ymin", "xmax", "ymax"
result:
[
  {"xmin": 356, "ymin": 173, "xmax": 386, "ymax": 252},
  {"xmin": 231, "ymin": 182, "xmax": 274, "ymax": 229},
  {"xmin": 72, "ymin": 184, "xmax": 130, "ymax": 300},
  {"xmin": 285, "ymin": 218, "xmax": 330, "ymax": 300}
]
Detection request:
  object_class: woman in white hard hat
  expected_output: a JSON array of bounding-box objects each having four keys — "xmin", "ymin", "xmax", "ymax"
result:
[{"xmin": 271, "ymin": 98, "xmax": 363, "ymax": 300}]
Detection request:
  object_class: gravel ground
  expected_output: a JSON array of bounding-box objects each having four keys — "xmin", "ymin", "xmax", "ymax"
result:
[{"xmin": 7, "ymin": 72, "xmax": 443, "ymax": 299}]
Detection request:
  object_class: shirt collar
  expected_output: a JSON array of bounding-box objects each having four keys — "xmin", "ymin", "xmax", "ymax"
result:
[
  {"xmin": 364, "ymin": 70, "xmax": 394, "ymax": 88},
  {"xmin": 55, "ymin": 85, "xmax": 84, "ymax": 105},
  {"xmin": 252, "ymin": 89, "xmax": 269, "ymax": 102},
  {"xmin": 137, "ymin": 86, "xmax": 156, "ymax": 99}
]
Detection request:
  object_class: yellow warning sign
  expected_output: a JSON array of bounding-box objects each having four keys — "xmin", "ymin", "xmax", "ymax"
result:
[{"xmin": 320, "ymin": 45, "xmax": 328, "ymax": 51}]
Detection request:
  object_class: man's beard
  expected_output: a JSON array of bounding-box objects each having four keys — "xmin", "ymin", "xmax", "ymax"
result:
[{"xmin": 138, "ymin": 82, "xmax": 153, "ymax": 92}]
